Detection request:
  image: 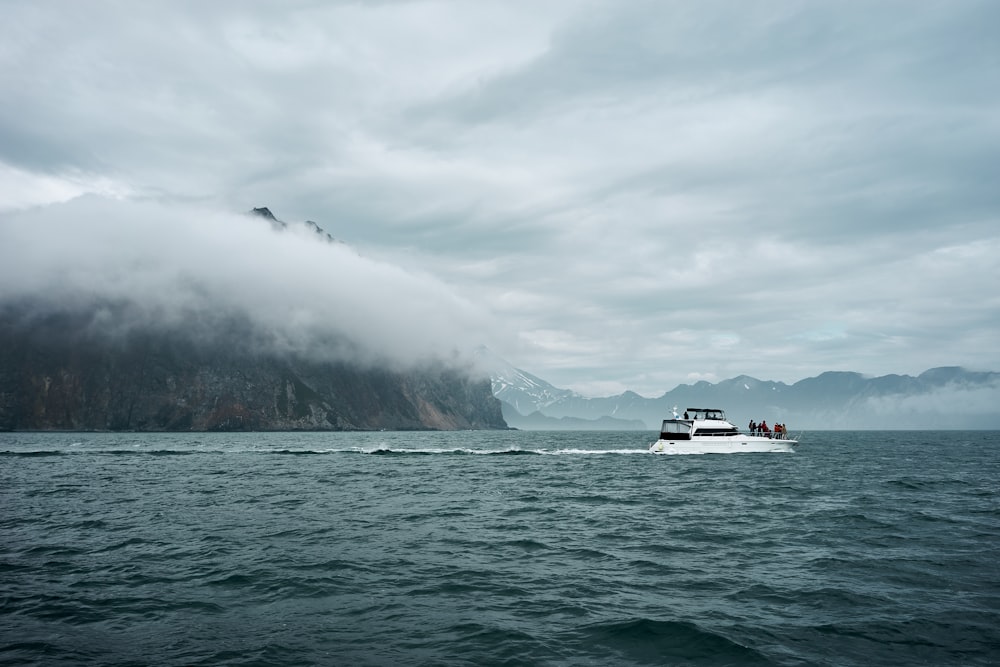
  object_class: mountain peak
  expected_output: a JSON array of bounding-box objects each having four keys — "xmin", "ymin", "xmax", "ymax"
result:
[
  {"xmin": 250, "ymin": 206, "xmax": 277, "ymax": 221},
  {"xmin": 249, "ymin": 207, "xmax": 339, "ymax": 242},
  {"xmin": 249, "ymin": 206, "xmax": 286, "ymax": 231},
  {"xmin": 305, "ymin": 220, "xmax": 336, "ymax": 243}
]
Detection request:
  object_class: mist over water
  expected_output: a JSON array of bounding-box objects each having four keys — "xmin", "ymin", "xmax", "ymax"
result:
[{"xmin": 3, "ymin": 430, "xmax": 999, "ymax": 666}]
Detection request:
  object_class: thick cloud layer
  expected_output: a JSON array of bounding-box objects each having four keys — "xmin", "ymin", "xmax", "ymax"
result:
[
  {"xmin": 2, "ymin": 1, "xmax": 998, "ymax": 395},
  {"xmin": 0, "ymin": 197, "xmax": 498, "ymax": 368}
]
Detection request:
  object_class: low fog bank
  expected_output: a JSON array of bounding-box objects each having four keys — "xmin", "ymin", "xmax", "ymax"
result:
[
  {"xmin": 862, "ymin": 383, "xmax": 1000, "ymax": 429},
  {"xmin": 0, "ymin": 196, "xmax": 498, "ymax": 375}
]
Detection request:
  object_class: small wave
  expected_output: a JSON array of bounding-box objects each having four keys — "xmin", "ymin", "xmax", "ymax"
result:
[
  {"xmin": 795, "ymin": 585, "xmax": 894, "ymax": 609},
  {"xmin": 86, "ymin": 448, "xmax": 224, "ymax": 456},
  {"xmin": 887, "ymin": 477, "xmax": 972, "ymax": 492},
  {"xmin": 565, "ymin": 546, "xmax": 618, "ymax": 562},
  {"xmin": 206, "ymin": 572, "xmax": 256, "ymax": 588},
  {"xmin": 434, "ymin": 623, "xmax": 550, "ymax": 664},
  {"xmin": 2, "ymin": 641, "xmax": 66, "ymax": 663},
  {"xmin": 500, "ymin": 538, "xmax": 552, "ymax": 552},
  {"xmin": 572, "ymin": 617, "xmax": 772, "ymax": 665},
  {"xmin": 95, "ymin": 536, "xmax": 154, "ymax": 553},
  {"xmin": 366, "ymin": 446, "xmax": 479, "ymax": 455},
  {"xmin": 23, "ymin": 544, "xmax": 89, "ymax": 558}
]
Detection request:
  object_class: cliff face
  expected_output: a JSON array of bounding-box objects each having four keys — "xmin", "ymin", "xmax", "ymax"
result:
[{"xmin": 0, "ymin": 310, "xmax": 506, "ymax": 432}]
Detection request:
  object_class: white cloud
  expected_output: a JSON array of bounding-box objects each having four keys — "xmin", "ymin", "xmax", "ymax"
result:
[{"xmin": 0, "ymin": 164, "xmax": 130, "ymax": 211}]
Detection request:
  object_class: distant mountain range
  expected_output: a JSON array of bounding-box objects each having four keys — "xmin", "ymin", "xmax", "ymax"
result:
[{"xmin": 486, "ymin": 352, "xmax": 1000, "ymax": 430}]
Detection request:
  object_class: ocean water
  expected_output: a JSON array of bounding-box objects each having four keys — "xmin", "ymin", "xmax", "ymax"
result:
[{"xmin": 2, "ymin": 430, "xmax": 998, "ymax": 667}]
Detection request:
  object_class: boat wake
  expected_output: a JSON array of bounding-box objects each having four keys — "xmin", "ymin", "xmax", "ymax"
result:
[
  {"xmin": 2, "ymin": 446, "xmax": 653, "ymax": 457},
  {"xmin": 311, "ymin": 446, "xmax": 652, "ymax": 456}
]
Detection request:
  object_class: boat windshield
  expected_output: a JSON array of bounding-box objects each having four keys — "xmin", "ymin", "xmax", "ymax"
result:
[{"xmin": 686, "ymin": 409, "xmax": 726, "ymax": 420}]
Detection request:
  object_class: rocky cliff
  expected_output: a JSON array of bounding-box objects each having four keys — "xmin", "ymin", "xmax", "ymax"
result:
[{"xmin": 0, "ymin": 307, "xmax": 506, "ymax": 432}]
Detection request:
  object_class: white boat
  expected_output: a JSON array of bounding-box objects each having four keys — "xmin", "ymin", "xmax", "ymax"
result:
[{"xmin": 649, "ymin": 407, "xmax": 797, "ymax": 454}]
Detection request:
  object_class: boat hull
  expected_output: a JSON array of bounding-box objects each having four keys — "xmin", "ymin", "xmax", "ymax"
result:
[{"xmin": 649, "ymin": 436, "xmax": 797, "ymax": 455}]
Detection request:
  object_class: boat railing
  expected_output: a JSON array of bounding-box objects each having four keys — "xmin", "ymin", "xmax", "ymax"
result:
[
  {"xmin": 740, "ymin": 431, "xmax": 798, "ymax": 440},
  {"xmin": 738, "ymin": 430, "xmax": 792, "ymax": 440},
  {"xmin": 659, "ymin": 429, "xmax": 796, "ymax": 440}
]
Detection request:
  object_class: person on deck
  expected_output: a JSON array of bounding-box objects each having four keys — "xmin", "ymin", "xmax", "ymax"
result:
[{"xmin": 749, "ymin": 420, "xmax": 756, "ymax": 434}]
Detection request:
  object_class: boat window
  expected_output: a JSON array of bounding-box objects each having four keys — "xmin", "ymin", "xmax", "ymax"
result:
[
  {"xmin": 697, "ymin": 427, "xmax": 739, "ymax": 435},
  {"xmin": 660, "ymin": 420, "xmax": 692, "ymax": 435}
]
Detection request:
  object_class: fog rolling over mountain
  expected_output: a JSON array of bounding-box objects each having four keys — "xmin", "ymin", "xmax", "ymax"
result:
[
  {"xmin": 488, "ymin": 353, "xmax": 1000, "ymax": 430},
  {"xmin": 0, "ymin": 197, "xmax": 499, "ymax": 369},
  {"xmin": 0, "ymin": 200, "xmax": 506, "ymax": 431}
]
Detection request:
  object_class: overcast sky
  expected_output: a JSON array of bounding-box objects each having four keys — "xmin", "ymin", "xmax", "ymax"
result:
[{"xmin": 2, "ymin": 0, "xmax": 998, "ymax": 397}]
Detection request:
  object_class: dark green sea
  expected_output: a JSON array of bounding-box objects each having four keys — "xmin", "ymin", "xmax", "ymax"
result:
[{"xmin": 2, "ymin": 430, "xmax": 998, "ymax": 666}]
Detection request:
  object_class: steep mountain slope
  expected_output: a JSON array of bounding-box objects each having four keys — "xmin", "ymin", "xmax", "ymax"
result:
[
  {"xmin": 0, "ymin": 305, "xmax": 505, "ymax": 432},
  {"xmin": 490, "ymin": 361, "xmax": 577, "ymax": 413},
  {"xmin": 479, "ymin": 348, "xmax": 642, "ymax": 429}
]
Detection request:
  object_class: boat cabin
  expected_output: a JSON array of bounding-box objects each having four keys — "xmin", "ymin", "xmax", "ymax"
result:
[{"xmin": 659, "ymin": 408, "xmax": 739, "ymax": 440}]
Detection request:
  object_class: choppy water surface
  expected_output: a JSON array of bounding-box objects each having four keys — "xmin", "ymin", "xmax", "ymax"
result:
[{"xmin": 2, "ymin": 430, "xmax": 998, "ymax": 666}]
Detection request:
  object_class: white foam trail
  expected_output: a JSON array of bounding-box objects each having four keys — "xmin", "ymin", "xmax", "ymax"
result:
[{"xmin": 342, "ymin": 447, "xmax": 652, "ymax": 455}]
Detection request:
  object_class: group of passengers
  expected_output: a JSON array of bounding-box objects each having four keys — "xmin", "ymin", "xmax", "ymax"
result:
[{"xmin": 747, "ymin": 419, "xmax": 789, "ymax": 439}]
